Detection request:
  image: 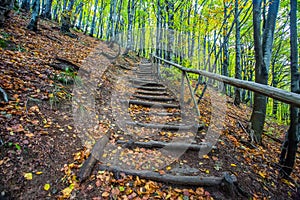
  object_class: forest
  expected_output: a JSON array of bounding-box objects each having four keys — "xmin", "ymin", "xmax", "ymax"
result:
[{"xmin": 0, "ymin": 0, "xmax": 299, "ymax": 199}]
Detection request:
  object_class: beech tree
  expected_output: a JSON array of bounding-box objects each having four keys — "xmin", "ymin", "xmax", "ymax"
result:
[
  {"xmin": 27, "ymin": 0, "xmax": 40, "ymax": 31},
  {"xmin": 280, "ymin": 0, "xmax": 299, "ymax": 177},
  {"xmin": 250, "ymin": 0, "xmax": 280, "ymax": 143}
]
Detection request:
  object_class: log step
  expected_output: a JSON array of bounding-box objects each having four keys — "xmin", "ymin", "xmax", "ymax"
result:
[
  {"xmin": 139, "ymin": 63, "xmax": 153, "ymax": 67},
  {"xmin": 133, "ymin": 85, "xmax": 167, "ymax": 91},
  {"xmin": 127, "ymin": 100, "xmax": 179, "ymax": 108},
  {"xmin": 147, "ymin": 112, "xmax": 181, "ymax": 116},
  {"xmin": 116, "ymin": 140, "xmax": 211, "ymax": 151},
  {"xmin": 98, "ymin": 165, "xmax": 237, "ymax": 187},
  {"xmin": 132, "ymin": 94, "xmax": 175, "ymax": 101},
  {"xmin": 135, "ymin": 90, "xmax": 169, "ymax": 96},
  {"xmin": 126, "ymin": 121, "xmax": 200, "ymax": 131},
  {"xmin": 129, "ymin": 79, "xmax": 163, "ymax": 87}
]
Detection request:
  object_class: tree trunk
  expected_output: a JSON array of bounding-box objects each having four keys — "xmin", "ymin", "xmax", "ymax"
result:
[
  {"xmin": 250, "ymin": 0, "xmax": 279, "ymax": 144},
  {"xmin": 0, "ymin": 0, "xmax": 13, "ymax": 27},
  {"xmin": 41, "ymin": 0, "xmax": 53, "ymax": 19},
  {"xmin": 60, "ymin": 0, "xmax": 75, "ymax": 33},
  {"xmin": 27, "ymin": 0, "xmax": 40, "ymax": 31},
  {"xmin": 280, "ymin": 0, "xmax": 299, "ymax": 177},
  {"xmin": 234, "ymin": 0, "xmax": 241, "ymax": 106},
  {"xmin": 222, "ymin": 0, "xmax": 229, "ymax": 94},
  {"xmin": 72, "ymin": 2, "xmax": 83, "ymax": 28},
  {"xmin": 90, "ymin": 0, "xmax": 99, "ymax": 36},
  {"xmin": 20, "ymin": 0, "xmax": 30, "ymax": 11},
  {"xmin": 125, "ymin": 0, "xmax": 135, "ymax": 54}
]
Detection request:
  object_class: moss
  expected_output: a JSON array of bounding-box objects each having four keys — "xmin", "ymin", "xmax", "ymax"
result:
[{"xmin": 0, "ymin": 38, "xmax": 8, "ymax": 48}]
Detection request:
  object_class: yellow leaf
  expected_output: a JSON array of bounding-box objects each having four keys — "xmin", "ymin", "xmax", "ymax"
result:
[
  {"xmin": 24, "ymin": 173, "xmax": 33, "ymax": 180},
  {"xmin": 166, "ymin": 166, "xmax": 172, "ymax": 171},
  {"xmin": 67, "ymin": 125, "xmax": 72, "ymax": 130},
  {"xmin": 231, "ymin": 164, "xmax": 237, "ymax": 167},
  {"xmin": 62, "ymin": 187, "xmax": 72, "ymax": 198},
  {"xmin": 258, "ymin": 171, "xmax": 266, "ymax": 178},
  {"xmin": 36, "ymin": 171, "xmax": 43, "ymax": 175},
  {"xmin": 25, "ymin": 133, "xmax": 34, "ymax": 138},
  {"xmin": 44, "ymin": 184, "xmax": 50, "ymax": 191},
  {"xmin": 205, "ymin": 169, "xmax": 210, "ymax": 174},
  {"xmin": 44, "ymin": 124, "xmax": 51, "ymax": 128},
  {"xmin": 102, "ymin": 191, "xmax": 110, "ymax": 197},
  {"xmin": 202, "ymin": 155, "xmax": 209, "ymax": 159}
]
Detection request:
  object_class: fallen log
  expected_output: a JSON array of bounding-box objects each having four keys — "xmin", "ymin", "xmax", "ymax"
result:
[
  {"xmin": 127, "ymin": 100, "xmax": 179, "ymax": 108},
  {"xmin": 78, "ymin": 136, "xmax": 109, "ymax": 182},
  {"xmin": 116, "ymin": 140, "xmax": 211, "ymax": 151},
  {"xmin": 133, "ymin": 94, "xmax": 175, "ymax": 101},
  {"xmin": 0, "ymin": 87, "xmax": 9, "ymax": 102},
  {"xmin": 126, "ymin": 121, "xmax": 202, "ymax": 131},
  {"xmin": 98, "ymin": 164, "xmax": 237, "ymax": 187}
]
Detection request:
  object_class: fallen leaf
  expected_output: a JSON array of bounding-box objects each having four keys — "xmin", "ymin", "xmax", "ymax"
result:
[
  {"xmin": 44, "ymin": 183, "xmax": 50, "ymax": 191},
  {"xmin": 24, "ymin": 173, "xmax": 33, "ymax": 180},
  {"xmin": 102, "ymin": 191, "xmax": 110, "ymax": 197}
]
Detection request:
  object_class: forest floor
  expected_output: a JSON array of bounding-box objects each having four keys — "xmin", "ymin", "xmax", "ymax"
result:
[{"xmin": 0, "ymin": 12, "xmax": 299, "ymax": 200}]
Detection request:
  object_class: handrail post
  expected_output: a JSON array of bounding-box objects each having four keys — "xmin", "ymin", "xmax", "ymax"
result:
[
  {"xmin": 180, "ymin": 71, "xmax": 185, "ymax": 106},
  {"xmin": 185, "ymin": 73, "xmax": 201, "ymax": 118}
]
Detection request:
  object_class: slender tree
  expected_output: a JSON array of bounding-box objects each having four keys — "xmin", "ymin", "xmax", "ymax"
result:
[
  {"xmin": 280, "ymin": 0, "xmax": 299, "ymax": 176},
  {"xmin": 27, "ymin": 0, "xmax": 40, "ymax": 31},
  {"xmin": 234, "ymin": 0, "xmax": 242, "ymax": 105},
  {"xmin": 0, "ymin": 0, "xmax": 14, "ymax": 27},
  {"xmin": 41, "ymin": 0, "xmax": 53, "ymax": 19},
  {"xmin": 61, "ymin": 0, "xmax": 75, "ymax": 33},
  {"xmin": 250, "ymin": 0, "xmax": 280, "ymax": 143},
  {"xmin": 90, "ymin": 0, "xmax": 99, "ymax": 36}
]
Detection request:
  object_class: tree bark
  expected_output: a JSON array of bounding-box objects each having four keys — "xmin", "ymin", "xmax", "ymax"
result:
[
  {"xmin": 98, "ymin": 165, "xmax": 237, "ymax": 187},
  {"xmin": 27, "ymin": 0, "xmax": 40, "ymax": 31},
  {"xmin": 60, "ymin": 0, "xmax": 75, "ymax": 33},
  {"xmin": 116, "ymin": 140, "xmax": 211, "ymax": 151},
  {"xmin": 20, "ymin": 0, "xmax": 30, "ymax": 11},
  {"xmin": 0, "ymin": 0, "xmax": 13, "ymax": 27},
  {"xmin": 250, "ymin": 0, "xmax": 279, "ymax": 144},
  {"xmin": 234, "ymin": 0, "xmax": 242, "ymax": 106},
  {"xmin": 280, "ymin": 0, "xmax": 299, "ymax": 177},
  {"xmin": 90, "ymin": 0, "xmax": 99, "ymax": 36},
  {"xmin": 41, "ymin": 0, "xmax": 53, "ymax": 20}
]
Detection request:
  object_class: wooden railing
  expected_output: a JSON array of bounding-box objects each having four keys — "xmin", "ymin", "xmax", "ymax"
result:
[{"xmin": 152, "ymin": 55, "xmax": 300, "ymax": 107}]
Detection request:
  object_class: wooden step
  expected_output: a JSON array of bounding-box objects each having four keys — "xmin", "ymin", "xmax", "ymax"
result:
[
  {"xmin": 127, "ymin": 100, "xmax": 179, "ymax": 108},
  {"xmin": 129, "ymin": 79, "xmax": 162, "ymax": 86},
  {"xmin": 133, "ymin": 85, "xmax": 167, "ymax": 91},
  {"xmin": 132, "ymin": 94, "xmax": 175, "ymax": 101},
  {"xmin": 126, "ymin": 121, "xmax": 200, "ymax": 131},
  {"xmin": 135, "ymin": 90, "xmax": 169, "ymax": 96}
]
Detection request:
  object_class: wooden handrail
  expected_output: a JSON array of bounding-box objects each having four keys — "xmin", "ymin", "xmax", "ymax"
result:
[{"xmin": 153, "ymin": 55, "xmax": 300, "ymax": 107}]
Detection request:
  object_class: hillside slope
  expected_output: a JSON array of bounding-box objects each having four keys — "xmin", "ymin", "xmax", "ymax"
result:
[{"xmin": 0, "ymin": 12, "xmax": 299, "ymax": 199}]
